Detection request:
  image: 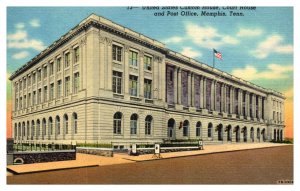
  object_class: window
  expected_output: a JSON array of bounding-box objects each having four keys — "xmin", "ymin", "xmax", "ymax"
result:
[
  {"xmin": 183, "ymin": 120, "xmax": 189, "ymax": 137},
  {"xmin": 50, "ymin": 62, "xmax": 54, "ymax": 76},
  {"xmin": 130, "ymin": 114, "xmax": 138, "ymax": 135},
  {"xmin": 65, "ymin": 77, "xmax": 70, "ymax": 96},
  {"xmin": 42, "ymin": 119, "xmax": 46, "ymax": 138},
  {"xmin": 28, "ymin": 93, "xmax": 31, "ymax": 107},
  {"xmin": 145, "ymin": 115, "xmax": 152, "ymax": 135},
  {"xmin": 196, "ymin": 122, "xmax": 201, "ymax": 137},
  {"xmin": 56, "ymin": 57, "xmax": 61, "ymax": 72},
  {"xmin": 73, "ymin": 113, "xmax": 78, "ymax": 134},
  {"xmin": 144, "ymin": 55, "xmax": 152, "ymax": 71},
  {"xmin": 15, "ymin": 83, "xmax": 18, "ymax": 93},
  {"xmin": 43, "ymin": 66, "xmax": 47, "ymax": 79},
  {"xmin": 23, "ymin": 79, "xmax": 26, "ymax": 89},
  {"xmin": 112, "ymin": 44, "xmax": 122, "ymax": 62},
  {"xmin": 64, "ymin": 114, "xmax": 68, "ymax": 134},
  {"xmin": 144, "ymin": 79, "xmax": 152, "ymax": 99},
  {"xmin": 37, "ymin": 70, "xmax": 41, "ymax": 81},
  {"xmin": 20, "ymin": 97, "xmax": 22, "ymax": 109},
  {"xmin": 57, "ymin": 80, "xmax": 62, "ymax": 98},
  {"xmin": 33, "ymin": 73, "xmax": 36, "ymax": 84},
  {"xmin": 113, "ymin": 112, "xmax": 122, "ymax": 134},
  {"xmin": 28, "ymin": 75, "xmax": 31, "ymax": 86},
  {"xmin": 43, "ymin": 86, "xmax": 47, "ymax": 102},
  {"xmin": 74, "ymin": 47, "xmax": 80, "ymax": 63},
  {"xmin": 56, "ymin": 116, "xmax": 60, "ymax": 135},
  {"xmin": 49, "ymin": 117, "xmax": 53, "ymax": 135},
  {"xmin": 129, "ymin": 50, "xmax": 138, "ymax": 67},
  {"xmin": 15, "ymin": 98, "xmax": 18, "ymax": 110},
  {"xmin": 37, "ymin": 89, "xmax": 41, "ymax": 104},
  {"xmin": 129, "ymin": 75, "xmax": 138, "ymax": 96},
  {"xmin": 23, "ymin": 95, "xmax": 26, "ymax": 108},
  {"xmin": 50, "ymin": 83, "xmax": 54, "ymax": 100},
  {"xmin": 112, "ymin": 71, "xmax": 122, "ymax": 94},
  {"xmin": 74, "ymin": 72, "xmax": 80, "ymax": 94},
  {"xmin": 33, "ymin": 91, "xmax": 36, "ymax": 105},
  {"xmin": 208, "ymin": 123, "xmax": 213, "ymax": 138},
  {"xmin": 64, "ymin": 52, "xmax": 70, "ymax": 68},
  {"xmin": 19, "ymin": 81, "xmax": 22, "ymax": 90}
]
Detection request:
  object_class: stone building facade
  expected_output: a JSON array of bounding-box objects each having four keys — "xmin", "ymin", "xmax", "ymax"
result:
[{"xmin": 9, "ymin": 14, "xmax": 285, "ymax": 147}]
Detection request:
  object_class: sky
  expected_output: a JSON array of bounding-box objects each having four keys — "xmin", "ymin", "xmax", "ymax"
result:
[{"xmin": 6, "ymin": 7, "xmax": 293, "ymax": 138}]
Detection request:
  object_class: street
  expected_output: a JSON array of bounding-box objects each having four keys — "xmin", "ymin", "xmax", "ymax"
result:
[{"xmin": 7, "ymin": 145, "xmax": 293, "ymax": 184}]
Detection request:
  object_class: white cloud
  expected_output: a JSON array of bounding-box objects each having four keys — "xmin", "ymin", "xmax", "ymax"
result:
[
  {"xmin": 7, "ymin": 30, "xmax": 45, "ymax": 51},
  {"xmin": 15, "ymin": 23, "xmax": 25, "ymax": 29},
  {"xmin": 251, "ymin": 35, "xmax": 293, "ymax": 59},
  {"xmin": 231, "ymin": 63, "xmax": 293, "ymax": 81},
  {"xmin": 7, "ymin": 30, "xmax": 27, "ymax": 40},
  {"xmin": 12, "ymin": 51, "xmax": 30, "ymax": 59},
  {"xmin": 181, "ymin": 47, "xmax": 202, "ymax": 58},
  {"xmin": 29, "ymin": 19, "xmax": 40, "ymax": 28},
  {"xmin": 185, "ymin": 23, "xmax": 239, "ymax": 49},
  {"xmin": 163, "ymin": 36, "xmax": 184, "ymax": 44},
  {"xmin": 237, "ymin": 28, "xmax": 263, "ymax": 37}
]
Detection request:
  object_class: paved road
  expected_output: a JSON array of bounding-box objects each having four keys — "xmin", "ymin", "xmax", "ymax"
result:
[{"xmin": 7, "ymin": 145, "xmax": 293, "ymax": 184}]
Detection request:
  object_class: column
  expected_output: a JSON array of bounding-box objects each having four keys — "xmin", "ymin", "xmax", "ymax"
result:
[
  {"xmin": 223, "ymin": 84, "xmax": 227, "ymax": 113},
  {"xmin": 230, "ymin": 86, "xmax": 234, "ymax": 114},
  {"xmin": 258, "ymin": 96, "xmax": 262, "ymax": 119},
  {"xmin": 124, "ymin": 45, "xmax": 129, "ymax": 95},
  {"xmin": 199, "ymin": 76, "xmax": 204, "ymax": 108},
  {"xmin": 238, "ymin": 89, "xmax": 242, "ymax": 115},
  {"xmin": 69, "ymin": 48, "xmax": 74, "ymax": 96},
  {"xmin": 211, "ymin": 80, "xmax": 215, "ymax": 111},
  {"xmin": 178, "ymin": 68, "xmax": 182, "ymax": 105},
  {"xmin": 106, "ymin": 38, "xmax": 113, "ymax": 91},
  {"xmin": 99, "ymin": 35, "xmax": 105, "ymax": 89},
  {"xmin": 173, "ymin": 66, "xmax": 178, "ymax": 104},
  {"xmin": 245, "ymin": 92, "xmax": 249, "ymax": 117},
  {"xmin": 139, "ymin": 51, "xmax": 144, "ymax": 98},
  {"xmin": 187, "ymin": 72, "xmax": 192, "ymax": 107},
  {"xmin": 160, "ymin": 57, "xmax": 166, "ymax": 101},
  {"xmin": 191, "ymin": 73, "xmax": 195, "ymax": 107},
  {"xmin": 203, "ymin": 77, "xmax": 206, "ymax": 109},
  {"xmin": 252, "ymin": 94, "xmax": 256, "ymax": 119},
  {"xmin": 153, "ymin": 56, "xmax": 159, "ymax": 99}
]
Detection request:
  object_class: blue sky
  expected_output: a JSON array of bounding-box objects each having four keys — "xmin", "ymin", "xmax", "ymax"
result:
[{"xmin": 7, "ymin": 7, "xmax": 293, "ymax": 98}]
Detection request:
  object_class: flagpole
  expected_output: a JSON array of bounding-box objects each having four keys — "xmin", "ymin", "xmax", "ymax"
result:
[{"xmin": 212, "ymin": 49, "xmax": 215, "ymax": 68}]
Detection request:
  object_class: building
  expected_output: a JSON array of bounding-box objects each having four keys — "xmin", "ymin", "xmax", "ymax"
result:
[{"xmin": 9, "ymin": 14, "xmax": 285, "ymax": 147}]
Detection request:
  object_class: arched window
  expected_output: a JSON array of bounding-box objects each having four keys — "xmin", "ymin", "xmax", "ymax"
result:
[
  {"xmin": 196, "ymin": 121, "xmax": 201, "ymax": 137},
  {"xmin": 18, "ymin": 123, "xmax": 21, "ymax": 138},
  {"xmin": 274, "ymin": 129, "xmax": 277, "ymax": 140},
  {"xmin": 250, "ymin": 127, "xmax": 254, "ymax": 142},
  {"xmin": 257, "ymin": 128, "xmax": 260, "ymax": 141},
  {"xmin": 49, "ymin": 117, "xmax": 53, "ymax": 136},
  {"xmin": 42, "ymin": 118, "xmax": 46, "ymax": 139},
  {"xmin": 145, "ymin": 115, "xmax": 153, "ymax": 135},
  {"xmin": 130, "ymin": 114, "xmax": 138, "ymax": 135},
  {"xmin": 56, "ymin": 116, "xmax": 60, "ymax": 135},
  {"xmin": 113, "ymin": 112, "xmax": 122, "ymax": 134},
  {"xmin": 167, "ymin": 118, "xmax": 175, "ymax": 138},
  {"xmin": 208, "ymin": 123, "xmax": 213, "ymax": 138},
  {"xmin": 217, "ymin": 124, "xmax": 223, "ymax": 141},
  {"xmin": 26, "ymin": 121, "xmax": 30, "ymax": 139},
  {"xmin": 227, "ymin": 125, "xmax": 232, "ymax": 141},
  {"xmin": 64, "ymin": 114, "xmax": 68, "ymax": 134},
  {"xmin": 36, "ymin": 119, "xmax": 40, "ymax": 139},
  {"xmin": 183, "ymin": 120, "xmax": 189, "ymax": 137},
  {"xmin": 31, "ymin": 120, "xmax": 35, "ymax": 140},
  {"xmin": 14, "ymin": 123, "xmax": 17, "ymax": 139},
  {"xmin": 22, "ymin": 122, "xmax": 26, "ymax": 137},
  {"xmin": 243, "ymin": 127, "xmax": 247, "ymax": 142},
  {"xmin": 72, "ymin": 113, "xmax": 78, "ymax": 134}
]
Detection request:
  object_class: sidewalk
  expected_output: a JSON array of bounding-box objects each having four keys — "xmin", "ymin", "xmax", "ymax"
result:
[{"xmin": 7, "ymin": 143, "xmax": 290, "ymax": 175}]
